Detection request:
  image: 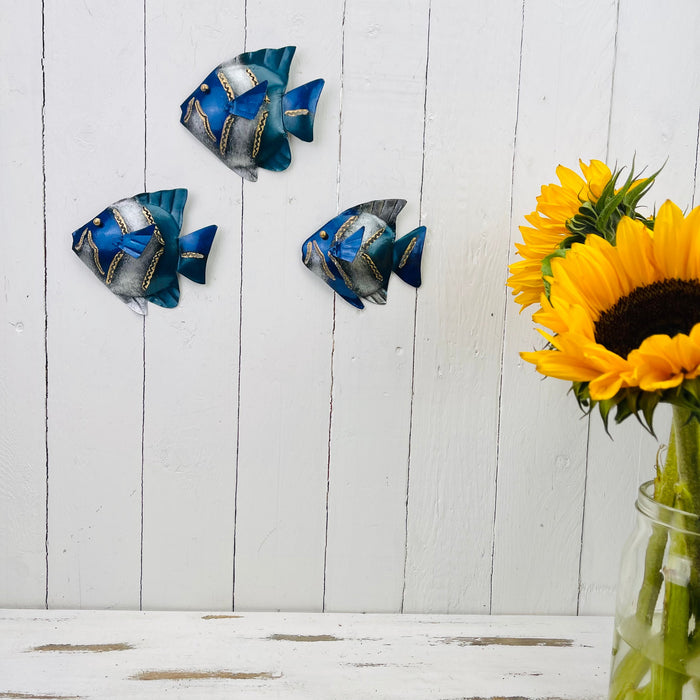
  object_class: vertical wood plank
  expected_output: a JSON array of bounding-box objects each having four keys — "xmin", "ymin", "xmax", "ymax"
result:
[
  {"xmin": 0, "ymin": 0, "xmax": 47, "ymax": 607},
  {"xmin": 494, "ymin": 0, "xmax": 618, "ymax": 614},
  {"xmin": 140, "ymin": 0, "xmax": 244, "ymax": 611},
  {"xmin": 322, "ymin": 0, "xmax": 430, "ymax": 613},
  {"xmin": 233, "ymin": 1, "xmax": 343, "ymax": 611},
  {"xmin": 44, "ymin": 0, "xmax": 145, "ymax": 608},
  {"xmin": 403, "ymin": 0, "xmax": 523, "ymax": 613},
  {"xmin": 579, "ymin": 0, "xmax": 700, "ymax": 614}
]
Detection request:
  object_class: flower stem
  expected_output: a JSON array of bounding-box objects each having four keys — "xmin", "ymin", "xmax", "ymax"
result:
[{"xmin": 635, "ymin": 437, "xmax": 678, "ymax": 624}]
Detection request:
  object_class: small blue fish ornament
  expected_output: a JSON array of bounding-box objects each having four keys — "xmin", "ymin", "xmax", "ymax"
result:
[
  {"xmin": 302, "ymin": 200, "xmax": 426, "ymax": 309},
  {"xmin": 71, "ymin": 189, "xmax": 217, "ymax": 315},
  {"xmin": 180, "ymin": 46, "xmax": 324, "ymax": 182}
]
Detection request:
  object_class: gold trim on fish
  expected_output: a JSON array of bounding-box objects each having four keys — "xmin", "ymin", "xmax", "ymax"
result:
[
  {"xmin": 252, "ymin": 110, "xmax": 268, "ymax": 158},
  {"xmin": 329, "ymin": 253, "xmax": 354, "ymax": 289},
  {"xmin": 313, "ymin": 241, "xmax": 335, "ymax": 280},
  {"xmin": 332, "ymin": 215, "xmax": 358, "ymax": 246},
  {"xmin": 220, "ymin": 114, "xmax": 234, "ymax": 156},
  {"xmin": 87, "ymin": 231, "xmax": 105, "ymax": 276},
  {"xmin": 217, "ymin": 70, "xmax": 235, "ymax": 102},
  {"xmin": 195, "ymin": 100, "xmax": 217, "ymax": 142},
  {"xmin": 246, "ymin": 68, "xmax": 258, "ymax": 86},
  {"xmin": 142, "ymin": 248, "xmax": 164, "ymax": 291},
  {"xmin": 180, "ymin": 252, "xmax": 204, "ymax": 259},
  {"xmin": 362, "ymin": 227, "xmax": 385, "ymax": 249},
  {"xmin": 361, "ymin": 252, "xmax": 383, "ymax": 282},
  {"xmin": 142, "ymin": 207, "xmax": 164, "ymax": 245},
  {"xmin": 74, "ymin": 227, "xmax": 88, "ymax": 252},
  {"xmin": 284, "ymin": 109, "xmax": 310, "ymax": 117},
  {"xmin": 106, "ymin": 251, "xmax": 124, "ymax": 285},
  {"xmin": 398, "ymin": 237, "xmax": 417, "ymax": 269},
  {"xmin": 183, "ymin": 97, "xmax": 195, "ymax": 123},
  {"xmin": 112, "ymin": 208, "xmax": 128, "ymax": 237}
]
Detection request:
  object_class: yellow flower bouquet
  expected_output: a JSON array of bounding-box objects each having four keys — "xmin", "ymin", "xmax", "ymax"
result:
[{"xmin": 509, "ymin": 160, "xmax": 700, "ymax": 698}]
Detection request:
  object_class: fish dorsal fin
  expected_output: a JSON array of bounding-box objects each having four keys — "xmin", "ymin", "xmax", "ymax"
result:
[
  {"xmin": 135, "ymin": 189, "xmax": 188, "ymax": 231},
  {"xmin": 342, "ymin": 199, "xmax": 407, "ymax": 232},
  {"xmin": 236, "ymin": 46, "xmax": 296, "ymax": 84}
]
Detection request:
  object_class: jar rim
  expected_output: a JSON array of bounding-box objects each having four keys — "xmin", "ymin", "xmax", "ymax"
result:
[{"xmin": 637, "ymin": 480, "xmax": 700, "ymax": 534}]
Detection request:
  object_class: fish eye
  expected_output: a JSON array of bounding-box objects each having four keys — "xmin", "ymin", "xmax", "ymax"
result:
[
  {"xmin": 92, "ymin": 217, "xmax": 102, "ymax": 227},
  {"xmin": 200, "ymin": 83, "xmax": 210, "ymax": 93},
  {"xmin": 319, "ymin": 230, "xmax": 328, "ymax": 240}
]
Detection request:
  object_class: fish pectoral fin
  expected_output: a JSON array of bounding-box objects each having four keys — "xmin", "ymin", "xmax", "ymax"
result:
[
  {"xmin": 230, "ymin": 81, "xmax": 268, "ymax": 120},
  {"xmin": 118, "ymin": 224, "xmax": 156, "ymax": 258},
  {"xmin": 282, "ymin": 79, "xmax": 324, "ymax": 142},
  {"xmin": 330, "ymin": 226, "xmax": 364, "ymax": 263}
]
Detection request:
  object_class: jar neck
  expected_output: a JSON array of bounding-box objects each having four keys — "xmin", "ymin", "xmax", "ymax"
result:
[{"xmin": 637, "ymin": 480, "xmax": 700, "ymax": 535}]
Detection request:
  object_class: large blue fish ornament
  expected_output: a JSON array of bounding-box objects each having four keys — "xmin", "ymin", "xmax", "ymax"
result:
[
  {"xmin": 302, "ymin": 200, "xmax": 426, "ymax": 309},
  {"xmin": 180, "ymin": 46, "xmax": 324, "ymax": 182},
  {"xmin": 71, "ymin": 189, "xmax": 217, "ymax": 315}
]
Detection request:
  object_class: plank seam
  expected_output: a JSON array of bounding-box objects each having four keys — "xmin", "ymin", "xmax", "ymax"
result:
[
  {"xmin": 232, "ymin": 0, "xmax": 248, "ymax": 612},
  {"xmin": 692, "ymin": 104, "xmax": 700, "ymax": 209},
  {"xmin": 323, "ymin": 0, "xmax": 347, "ymax": 613},
  {"xmin": 401, "ymin": 0, "xmax": 431, "ymax": 614},
  {"xmin": 41, "ymin": 0, "xmax": 49, "ymax": 611},
  {"xmin": 139, "ymin": 0, "xmax": 147, "ymax": 614},
  {"xmin": 490, "ymin": 0, "xmax": 526, "ymax": 616}
]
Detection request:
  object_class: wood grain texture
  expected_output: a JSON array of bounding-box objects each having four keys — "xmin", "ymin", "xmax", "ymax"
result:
[
  {"xmin": 403, "ymin": 0, "xmax": 523, "ymax": 614},
  {"xmin": 140, "ymin": 0, "xmax": 244, "ymax": 611},
  {"xmin": 493, "ymin": 0, "xmax": 618, "ymax": 615},
  {"xmin": 0, "ymin": 0, "xmax": 47, "ymax": 608},
  {"xmin": 322, "ymin": 0, "xmax": 430, "ymax": 613},
  {"xmin": 233, "ymin": 1, "xmax": 343, "ymax": 612},
  {"xmin": 1, "ymin": 0, "xmax": 700, "ymax": 615},
  {"xmin": 0, "ymin": 609, "xmax": 612, "ymax": 699},
  {"xmin": 44, "ymin": 0, "xmax": 145, "ymax": 608}
]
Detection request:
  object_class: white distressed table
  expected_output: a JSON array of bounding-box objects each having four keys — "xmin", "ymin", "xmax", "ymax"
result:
[{"xmin": 0, "ymin": 610, "xmax": 612, "ymax": 699}]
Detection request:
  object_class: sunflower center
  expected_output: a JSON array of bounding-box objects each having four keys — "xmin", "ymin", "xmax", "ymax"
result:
[{"xmin": 594, "ymin": 279, "xmax": 700, "ymax": 358}]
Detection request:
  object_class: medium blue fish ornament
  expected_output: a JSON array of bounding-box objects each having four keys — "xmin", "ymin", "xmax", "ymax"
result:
[
  {"xmin": 302, "ymin": 200, "xmax": 426, "ymax": 309},
  {"xmin": 180, "ymin": 46, "xmax": 324, "ymax": 182},
  {"xmin": 71, "ymin": 189, "xmax": 217, "ymax": 315}
]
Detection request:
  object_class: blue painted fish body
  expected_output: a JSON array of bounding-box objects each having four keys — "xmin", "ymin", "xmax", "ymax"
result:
[
  {"xmin": 301, "ymin": 200, "xmax": 426, "ymax": 309},
  {"xmin": 180, "ymin": 46, "xmax": 324, "ymax": 181},
  {"xmin": 71, "ymin": 189, "xmax": 217, "ymax": 314}
]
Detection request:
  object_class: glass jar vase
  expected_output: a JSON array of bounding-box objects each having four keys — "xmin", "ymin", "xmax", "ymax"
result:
[{"xmin": 610, "ymin": 480, "xmax": 700, "ymax": 698}]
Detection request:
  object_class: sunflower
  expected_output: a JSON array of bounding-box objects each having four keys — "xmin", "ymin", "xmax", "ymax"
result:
[
  {"xmin": 508, "ymin": 159, "xmax": 656, "ymax": 310},
  {"xmin": 521, "ymin": 200, "xmax": 700, "ymax": 426}
]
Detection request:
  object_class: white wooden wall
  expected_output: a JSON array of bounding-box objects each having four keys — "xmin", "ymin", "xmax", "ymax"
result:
[{"xmin": 1, "ymin": 0, "xmax": 699, "ymax": 615}]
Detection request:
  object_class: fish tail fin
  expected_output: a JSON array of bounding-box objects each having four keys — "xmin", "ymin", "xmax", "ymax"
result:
[
  {"xmin": 177, "ymin": 225, "xmax": 217, "ymax": 284},
  {"xmin": 392, "ymin": 226, "xmax": 426, "ymax": 288},
  {"xmin": 282, "ymin": 79, "xmax": 324, "ymax": 142}
]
